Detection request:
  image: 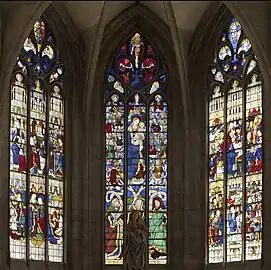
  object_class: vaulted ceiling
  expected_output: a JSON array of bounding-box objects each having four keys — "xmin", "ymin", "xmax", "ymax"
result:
[{"xmin": 63, "ymin": 1, "xmax": 212, "ymax": 36}]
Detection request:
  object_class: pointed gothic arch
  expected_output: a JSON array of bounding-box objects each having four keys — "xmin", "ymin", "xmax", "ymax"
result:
[
  {"xmin": 6, "ymin": 4, "xmax": 83, "ymax": 267},
  {"xmin": 104, "ymin": 30, "xmax": 169, "ymax": 265},
  {"xmin": 86, "ymin": 3, "xmax": 185, "ymax": 269},
  {"xmin": 188, "ymin": 3, "xmax": 268, "ymax": 268},
  {"xmin": 207, "ymin": 16, "xmax": 263, "ymax": 263},
  {"xmin": 9, "ymin": 15, "xmax": 67, "ymax": 263}
]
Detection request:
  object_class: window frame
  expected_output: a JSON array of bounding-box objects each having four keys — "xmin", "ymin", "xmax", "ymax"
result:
[
  {"xmin": 206, "ymin": 16, "xmax": 264, "ymax": 265},
  {"xmin": 103, "ymin": 30, "xmax": 169, "ymax": 266},
  {"xmin": 8, "ymin": 16, "xmax": 66, "ymax": 263}
]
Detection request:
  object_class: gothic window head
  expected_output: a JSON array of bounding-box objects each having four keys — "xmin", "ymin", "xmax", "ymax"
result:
[
  {"xmin": 104, "ymin": 32, "xmax": 168, "ymax": 265},
  {"xmin": 9, "ymin": 17, "xmax": 65, "ymax": 262},
  {"xmin": 207, "ymin": 17, "xmax": 263, "ymax": 263}
]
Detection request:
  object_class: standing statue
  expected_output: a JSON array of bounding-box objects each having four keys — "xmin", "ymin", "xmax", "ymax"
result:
[{"xmin": 120, "ymin": 199, "xmax": 148, "ymax": 270}]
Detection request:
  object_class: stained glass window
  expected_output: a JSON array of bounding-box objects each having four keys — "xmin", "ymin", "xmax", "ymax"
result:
[
  {"xmin": 104, "ymin": 32, "xmax": 168, "ymax": 265},
  {"xmin": 9, "ymin": 17, "xmax": 65, "ymax": 262},
  {"xmin": 208, "ymin": 17, "xmax": 263, "ymax": 263}
]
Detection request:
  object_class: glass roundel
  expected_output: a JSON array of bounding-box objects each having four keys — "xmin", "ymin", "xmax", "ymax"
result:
[{"xmin": 104, "ymin": 32, "xmax": 168, "ymax": 265}]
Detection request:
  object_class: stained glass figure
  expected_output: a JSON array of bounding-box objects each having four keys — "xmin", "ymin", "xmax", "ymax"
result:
[
  {"xmin": 105, "ymin": 32, "xmax": 168, "ymax": 265},
  {"xmin": 9, "ymin": 17, "xmax": 65, "ymax": 262},
  {"xmin": 208, "ymin": 17, "xmax": 263, "ymax": 263},
  {"xmin": 105, "ymin": 94, "xmax": 125, "ymax": 264}
]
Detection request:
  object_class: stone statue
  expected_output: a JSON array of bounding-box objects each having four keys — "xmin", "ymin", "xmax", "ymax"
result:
[{"xmin": 120, "ymin": 199, "xmax": 148, "ymax": 270}]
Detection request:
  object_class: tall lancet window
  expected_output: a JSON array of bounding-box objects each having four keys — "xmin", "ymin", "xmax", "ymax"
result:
[
  {"xmin": 9, "ymin": 17, "xmax": 65, "ymax": 262},
  {"xmin": 104, "ymin": 32, "xmax": 168, "ymax": 265},
  {"xmin": 208, "ymin": 17, "xmax": 263, "ymax": 263}
]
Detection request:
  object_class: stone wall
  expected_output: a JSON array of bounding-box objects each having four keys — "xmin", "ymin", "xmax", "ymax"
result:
[{"xmin": 0, "ymin": 1, "xmax": 270, "ymax": 270}]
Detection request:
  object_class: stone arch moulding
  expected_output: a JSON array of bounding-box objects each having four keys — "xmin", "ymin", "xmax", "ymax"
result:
[
  {"xmin": 86, "ymin": 3, "xmax": 185, "ymax": 270},
  {"xmin": 187, "ymin": 2, "xmax": 271, "ymax": 270},
  {"xmin": 189, "ymin": 2, "xmax": 270, "ymax": 93},
  {"xmin": 180, "ymin": 3, "xmax": 231, "ymax": 269},
  {"xmin": 224, "ymin": 1, "xmax": 270, "ymax": 81},
  {"xmin": 0, "ymin": 2, "xmax": 84, "ymax": 122},
  {"xmin": 0, "ymin": 3, "xmax": 49, "ymax": 123},
  {"xmin": 1, "ymin": 3, "xmax": 84, "ymax": 270},
  {"xmin": 43, "ymin": 4, "xmax": 84, "ymax": 91}
]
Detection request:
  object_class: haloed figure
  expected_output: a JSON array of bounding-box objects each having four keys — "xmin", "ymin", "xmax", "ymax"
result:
[{"xmin": 149, "ymin": 197, "xmax": 167, "ymax": 259}]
